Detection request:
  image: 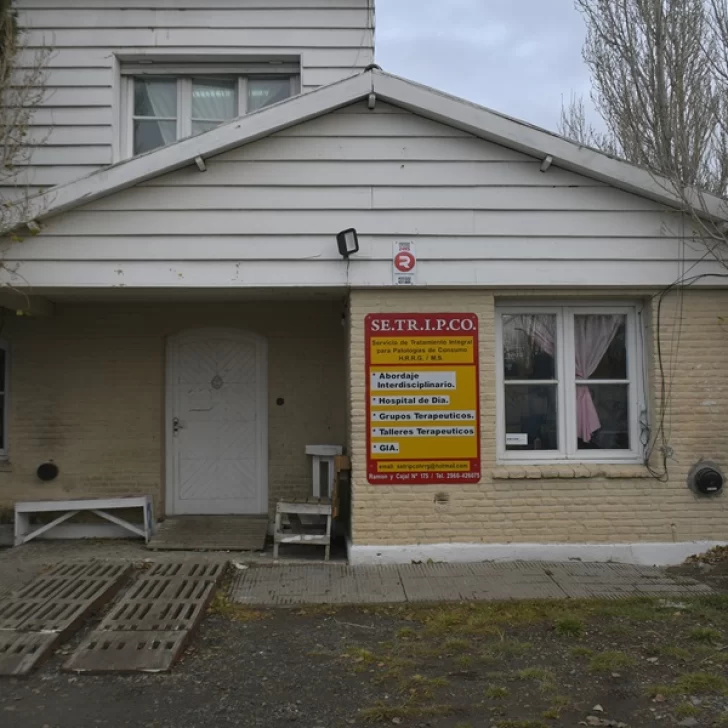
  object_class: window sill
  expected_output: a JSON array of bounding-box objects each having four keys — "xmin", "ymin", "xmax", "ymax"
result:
[{"xmin": 492, "ymin": 464, "xmax": 651, "ymax": 480}]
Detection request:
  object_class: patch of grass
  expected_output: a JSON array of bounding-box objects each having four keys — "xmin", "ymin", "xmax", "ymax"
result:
[
  {"xmin": 485, "ymin": 685, "xmax": 509, "ymax": 699},
  {"xmin": 593, "ymin": 596, "xmax": 665, "ymax": 621},
  {"xmin": 359, "ymin": 702, "xmax": 454, "ymax": 723},
  {"xmin": 659, "ymin": 645, "xmax": 692, "ymax": 661},
  {"xmin": 395, "ymin": 626, "xmax": 417, "ymax": 640},
  {"xmin": 515, "ymin": 667, "xmax": 557, "ymax": 692},
  {"xmin": 689, "ymin": 626, "xmax": 723, "ymax": 644},
  {"xmin": 647, "ymin": 672, "xmax": 728, "ymax": 698},
  {"xmin": 713, "ymin": 712, "xmax": 728, "ymax": 726},
  {"xmin": 645, "ymin": 683, "xmax": 672, "ymax": 699},
  {"xmin": 588, "ymin": 650, "xmax": 636, "ymax": 674},
  {"xmin": 454, "ymin": 654, "xmax": 473, "ymax": 669},
  {"xmin": 674, "ymin": 702, "xmax": 702, "ymax": 718},
  {"xmin": 570, "ymin": 646, "xmax": 594, "ymax": 658},
  {"xmin": 443, "ymin": 638, "xmax": 470, "ymax": 653},
  {"xmin": 543, "ymin": 694, "xmax": 570, "ymax": 719},
  {"xmin": 494, "ymin": 721, "xmax": 548, "ymax": 728},
  {"xmin": 454, "ymin": 723, "xmax": 473, "ymax": 728},
  {"xmin": 516, "ymin": 667, "xmax": 553, "ymax": 681},
  {"xmin": 399, "ymin": 674, "xmax": 449, "ymax": 699},
  {"xmin": 554, "ymin": 616, "xmax": 584, "ymax": 638},
  {"xmin": 486, "ymin": 670, "xmax": 511, "ymax": 681},
  {"xmin": 483, "ymin": 638, "xmax": 533, "ymax": 659},
  {"xmin": 675, "ymin": 671, "xmax": 728, "ymax": 695},
  {"xmin": 208, "ymin": 591, "xmax": 265, "ymax": 622},
  {"xmin": 343, "ymin": 647, "xmax": 378, "ymax": 664}
]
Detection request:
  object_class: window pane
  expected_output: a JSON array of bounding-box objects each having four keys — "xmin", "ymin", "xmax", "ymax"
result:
[
  {"xmin": 505, "ymin": 384, "xmax": 558, "ymax": 451},
  {"xmin": 577, "ymin": 384, "xmax": 630, "ymax": 449},
  {"xmin": 192, "ymin": 120, "xmax": 223, "ymax": 136},
  {"xmin": 134, "ymin": 78, "xmax": 177, "ymax": 118},
  {"xmin": 0, "ymin": 348, "xmax": 6, "ymax": 394},
  {"xmin": 247, "ymin": 78, "xmax": 292, "ymax": 112},
  {"xmin": 502, "ymin": 314, "xmax": 556, "ymax": 380},
  {"xmin": 575, "ymin": 314, "xmax": 627, "ymax": 380},
  {"xmin": 192, "ymin": 78, "xmax": 237, "ymax": 120},
  {"xmin": 133, "ymin": 119, "xmax": 177, "ymax": 155}
]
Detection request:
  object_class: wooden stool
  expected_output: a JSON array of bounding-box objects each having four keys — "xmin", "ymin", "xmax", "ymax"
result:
[{"xmin": 273, "ymin": 498, "xmax": 332, "ymax": 560}]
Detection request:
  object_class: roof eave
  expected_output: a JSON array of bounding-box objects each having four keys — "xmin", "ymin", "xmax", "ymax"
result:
[
  {"xmin": 372, "ymin": 70, "xmax": 727, "ymax": 220},
  {"xmin": 29, "ymin": 71, "xmax": 373, "ymax": 222}
]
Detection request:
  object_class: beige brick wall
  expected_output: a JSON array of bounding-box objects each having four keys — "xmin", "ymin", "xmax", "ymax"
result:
[
  {"xmin": 349, "ymin": 289, "xmax": 728, "ymax": 546},
  {"xmin": 0, "ymin": 300, "xmax": 347, "ymax": 517}
]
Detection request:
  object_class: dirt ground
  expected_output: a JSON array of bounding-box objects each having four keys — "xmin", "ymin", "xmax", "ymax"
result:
[{"xmin": 3, "ymin": 586, "xmax": 728, "ymax": 728}]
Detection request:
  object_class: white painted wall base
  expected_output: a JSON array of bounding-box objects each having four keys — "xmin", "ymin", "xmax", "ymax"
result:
[{"xmin": 347, "ymin": 541, "xmax": 728, "ymax": 567}]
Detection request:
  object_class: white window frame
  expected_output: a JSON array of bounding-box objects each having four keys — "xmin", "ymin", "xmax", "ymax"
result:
[
  {"xmin": 495, "ymin": 302, "xmax": 645, "ymax": 464},
  {"xmin": 0, "ymin": 340, "xmax": 9, "ymax": 459},
  {"xmin": 120, "ymin": 69, "xmax": 300, "ymax": 159}
]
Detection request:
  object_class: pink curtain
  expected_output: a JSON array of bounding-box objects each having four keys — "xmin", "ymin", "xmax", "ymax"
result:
[{"xmin": 574, "ymin": 315, "xmax": 622, "ymax": 443}]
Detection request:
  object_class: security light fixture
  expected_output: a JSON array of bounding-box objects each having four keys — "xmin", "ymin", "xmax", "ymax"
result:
[{"xmin": 337, "ymin": 228, "xmax": 359, "ymax": 258}]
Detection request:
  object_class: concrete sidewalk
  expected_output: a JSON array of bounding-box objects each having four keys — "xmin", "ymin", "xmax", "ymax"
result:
[
  {"xmin": 0, "ymin": 541, "xmax": 714, "ymax": 607},
  {"xmin": 231, "ymin": 560, "xmax": 713, "ymax": 606}
]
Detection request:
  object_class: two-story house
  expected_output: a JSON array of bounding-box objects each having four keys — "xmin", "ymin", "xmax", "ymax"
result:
[{"xmin": 1, "ymin": 0, "xmax": 726, "ymax": 564}]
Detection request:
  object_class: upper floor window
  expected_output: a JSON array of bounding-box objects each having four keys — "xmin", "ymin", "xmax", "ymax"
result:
[{"xmin": 121, "ymin": 67, "xmax": 300, "ymax": 157}]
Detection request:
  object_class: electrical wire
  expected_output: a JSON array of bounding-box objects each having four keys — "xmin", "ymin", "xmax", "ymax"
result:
[{"xmin": 643, "ymin": 270, "xmax": 728, "ymax": 480}]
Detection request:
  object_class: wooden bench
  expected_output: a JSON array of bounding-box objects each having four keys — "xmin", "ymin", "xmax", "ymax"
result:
[{"xmin": 14, "ymin": 496, "xmax": 155, "ymax": 546}]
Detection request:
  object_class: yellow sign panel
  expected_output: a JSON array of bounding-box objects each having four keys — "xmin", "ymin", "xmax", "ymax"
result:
[{"xmin": 366, "ymin": 313, "xmax": 481, "ymax": 485}]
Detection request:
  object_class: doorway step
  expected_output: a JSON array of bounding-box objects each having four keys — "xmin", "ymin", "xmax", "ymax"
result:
[{"xmin": 147, "ymin": 516, "xmax": 268, "ymax": 551}]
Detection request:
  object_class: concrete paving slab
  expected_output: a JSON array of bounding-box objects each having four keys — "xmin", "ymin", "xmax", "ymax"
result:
[{"xmin": 231, "ymin": 560, "xmax": 713, "ymax": 607}]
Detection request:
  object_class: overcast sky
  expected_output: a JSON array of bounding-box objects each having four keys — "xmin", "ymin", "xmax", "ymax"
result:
[{"xmin": 376, "ymin": 1, "xmax": 592, "ymax": 133}]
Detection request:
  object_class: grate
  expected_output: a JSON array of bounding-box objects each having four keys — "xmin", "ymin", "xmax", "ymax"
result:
[
  {"xmin": 64, "ymin": 631, "xmax": 190, "ymax": 673},
  {"xmin": 144, "ymin": 561, "xmax": 226, "ymax": 581},
  {"xmin": 0, "ymin": 631, "xmax": 61, "ymax": 677},
  {"xmin": 64, "ymin": 558, "xmax": 227, "ymax": 673},
  {"xmin": 0, "ymin": 561, "xmax": 131, "ymax": 677},
  {"xmin": 124, "ymin": 576, "xmax": 217, "ymax": 602}
]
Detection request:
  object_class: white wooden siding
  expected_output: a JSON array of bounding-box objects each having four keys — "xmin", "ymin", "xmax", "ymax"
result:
[
  {"xmin": 4, "ymin": 101, "xmax": 717, "ymax": 290},
  {"xmin": 13, "ymin": 0, "xmax": 374, "ymax": 188}
]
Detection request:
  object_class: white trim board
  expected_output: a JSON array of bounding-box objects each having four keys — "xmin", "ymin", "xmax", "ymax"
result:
[
  {"xmin": 347, "ymin": 541, "xmax": 728, "ymax": 567},
  {"xmin": 22, "ymin": 69, "xmax": 727, "ymax": 227}
]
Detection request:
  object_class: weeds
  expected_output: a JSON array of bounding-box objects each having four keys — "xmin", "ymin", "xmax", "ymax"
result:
[
  {"xmin": 689, "ymin": 627, "xmax": 723, "ymax": 644},
  {"xmin": 589, "ymin": 650, "xmax": 636, "ymax": 673},
  {"xmin": 554, "ymin": 616, "xmax": 584, "ymax": 638},
  {"xmin": 485, "ymin": 685, "xmax": 510, "ymax": 699},
  {"xmin": 208, "ymin": 591, "xmax": 265, "ymax": 622}
]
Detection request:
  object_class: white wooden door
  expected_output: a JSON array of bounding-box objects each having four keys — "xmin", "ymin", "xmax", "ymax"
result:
[{"xmin": 166, "ymin": 329, "xmax": 267, "ymax": 515}]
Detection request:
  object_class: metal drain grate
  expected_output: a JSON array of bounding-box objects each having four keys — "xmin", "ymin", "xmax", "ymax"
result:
[
  {"xmin": 99, "ymin": 593, "xmax": 215, "ymax": 632},
  {"xmin": 66, "ymin": 631, "xmax": 190, "ymax": 673},
  {"xmin": 0, "ymin": 561, "xmax": 132, "ymax": 677},
  {"xmin": 0, "ymin": 632, "xmax": 60, "ymax": 677},
  {"xmin": 145, "ymin": 561, "xmax": 226, "ymax": 580},
  {"xmin": 64, "ymin": 558, "xmax": 227, "ymax": 673}
]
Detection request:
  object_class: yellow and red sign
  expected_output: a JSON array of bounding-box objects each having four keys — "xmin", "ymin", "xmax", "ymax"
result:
[{"xmin": 366, "ymin": 313, "xmax": 481, "ymax": 485}]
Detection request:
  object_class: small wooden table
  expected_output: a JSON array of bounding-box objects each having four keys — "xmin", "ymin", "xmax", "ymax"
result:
[{"xmin": 273, "ymin": 498, "xmax": 332, "ymax": 561}]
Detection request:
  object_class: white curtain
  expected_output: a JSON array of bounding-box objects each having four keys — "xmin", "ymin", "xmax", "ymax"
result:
[{"xmin": 574, "ymin": 315, "xmax": 622, "ymax": 443}]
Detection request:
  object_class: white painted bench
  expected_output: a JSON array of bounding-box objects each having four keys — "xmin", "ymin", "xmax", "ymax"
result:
[{"xmin": 14, "ymin": 496, "xmax": 155, "ymax": 546}]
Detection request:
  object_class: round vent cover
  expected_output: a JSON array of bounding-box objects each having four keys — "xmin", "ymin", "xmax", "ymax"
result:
[
  {"xmin": 36, "ymin": 462, "xmax": 59, "ymax": 482},
  {"xmin": 687, "ymin": 461, "xmax": 724, "ymax": 495}
]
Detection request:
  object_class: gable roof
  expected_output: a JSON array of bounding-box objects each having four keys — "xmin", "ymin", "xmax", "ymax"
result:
[{"xmin": 27, "ymin": 68, "xmax": 726, "ymax": 223}]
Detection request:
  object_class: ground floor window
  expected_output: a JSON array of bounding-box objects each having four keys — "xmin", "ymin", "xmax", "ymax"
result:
[{"xmin": 496, "ymin": 304, "xmax": 644, "ymax": 462}]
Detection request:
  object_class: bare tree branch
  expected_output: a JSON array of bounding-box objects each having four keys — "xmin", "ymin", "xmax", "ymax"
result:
[{"xmin": 0, "ymin": 0, "xmax": 50, "ymax": 235}]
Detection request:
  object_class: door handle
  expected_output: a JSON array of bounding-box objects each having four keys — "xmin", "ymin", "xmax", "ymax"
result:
[{"xmin": 172, "ymin": 417, "xmax": 184, "ymax": 434}]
